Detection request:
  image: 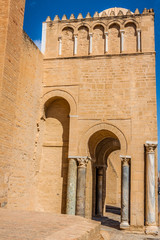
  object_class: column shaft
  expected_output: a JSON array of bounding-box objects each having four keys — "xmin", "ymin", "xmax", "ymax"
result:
[
  {"xmin": 89, "ymin": 34, "xmax": 93, "ymax": 54},
  {"xmin": 58, "ymin": 37, "xmax": 62, "ymax": 55},
  {"xmin": 76, "ymin": 157, "xmax": 89, "ymax": 217},
  {"xmin": 96, "ymin": 167, "xmax": 103, "ymax": 216},
  {"xmin": 105, "ymin": 32, "xmax": 108, "ymax": 53},
  {"xmin": 120, "ymin": 30, "xmax": 124, "ymax": 53},
  {"xmin": 137, "ymin": 30, "xmax": 141, "ymax": 52},
  {"xmin": 66, "ymin": 158, "xmax": 77, "ymax": 215},
  {"xmin": 145, "ymin": 141, "xmax": 158, "ymax": 235},
  {"xmin": 120, "ymin": 155, "xmax": 131, "ymax": 229},
  {"xmin": 74, "ymin": 35, "xmax": 78, "ymax": 55}
]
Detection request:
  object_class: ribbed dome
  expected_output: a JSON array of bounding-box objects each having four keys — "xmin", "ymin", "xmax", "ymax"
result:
[{"xmin": 99, "ymin": 7, "xmax": 132, "ymax": 16}]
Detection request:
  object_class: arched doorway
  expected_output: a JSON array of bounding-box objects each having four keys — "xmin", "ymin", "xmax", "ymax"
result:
[{"xmin": 88, "ymin": 129, "xmax": 121, "ymax": 226}]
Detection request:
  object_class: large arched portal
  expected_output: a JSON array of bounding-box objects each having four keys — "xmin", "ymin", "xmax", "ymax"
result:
[{"xmin": 88, "ymin": 130, "xmax": 121, "ymax": 219}]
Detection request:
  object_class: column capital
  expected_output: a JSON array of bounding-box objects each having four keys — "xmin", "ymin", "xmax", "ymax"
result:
[
  {"xmin": 120, "ymin": 29, "xmax": 125, "ymax": 33},
  {"xmin": 137, "ymin": 29, "xmax": 141, "ymax": 33},
  {"xmin": 89, "ymin": 33, "xmax": 93, "ymax": 36},
  {"xmin": 120, "ymin": 155, "xmax": 131, "ymax": 166},
  {"xmin": 77, "ymin": 157, "xmax": 91, "ymax": 168},
  {"xmin": 104, "ymin": 32, "xmax": 108, "ymax": 35},
  {"xmin": 58, "ymin": 36, "xmax": 62, "ymax": 40},
  {"xmin": 74, "ymin": 34, "xmax": 78, "ymax": 37},
  {"xmin": 145, "ymin": 141, "xmax": 158, "ymax": 153}
]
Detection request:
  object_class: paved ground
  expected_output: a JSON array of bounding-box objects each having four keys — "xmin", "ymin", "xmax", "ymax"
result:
[
  {"xmin": 93, "ymin": 207, "xmax": 160, "ymax": 240},
  {"xmin": 0, "ymin": 209, "xmax": 102, "ymax": 240},
  {"xmin": 0, "ymin": 208, "xmax": 159, "ymax": 240}
]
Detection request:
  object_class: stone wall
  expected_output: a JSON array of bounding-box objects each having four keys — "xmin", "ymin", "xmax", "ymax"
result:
[
  {"xmin": 7, "ymin": 32, "xmax": 43, "ymax": 210},
  {"xmin": 0, "ymin": 0, "xmax": 26, "ymax": 207},
  {"xmin": 0, "ymin": 0, "xmax": 43, "ymax": 209}
]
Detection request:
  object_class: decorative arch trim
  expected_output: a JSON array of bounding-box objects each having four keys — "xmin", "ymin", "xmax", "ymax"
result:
[
  {"xmin": 92, "ymin": 22, "xmax": 106, "ymax": 31},
  {"xmin": 107, "ymin": 20, "xmax": 123, "ymax": 30},
  {"xmin": 76, "ymin": 23, "xmax": 91, "ymax": 32},
  {"xmin": 42, "ymin": 89, "xmax": 77, "ymax": 116},
  {"xmin": 61, "ymin": 24, "xmax": 76, "ymax": 32},
  {"xmin": 78, "ymin": 122, "xmax": 127, "ymax": 156},
  {"xmin": 124, "ymin": 19, "xmax": 139, "ymax": 28}
]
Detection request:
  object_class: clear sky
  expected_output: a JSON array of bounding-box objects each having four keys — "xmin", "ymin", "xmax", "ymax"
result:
[{"xmin": 23, "ymin": 0, "xmax": 160, "ymax": 169}]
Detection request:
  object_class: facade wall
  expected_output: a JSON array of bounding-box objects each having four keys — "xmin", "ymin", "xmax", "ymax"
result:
[{"xmin": 41, "ymin": 10, "xmax": 157, "ymax": 228}]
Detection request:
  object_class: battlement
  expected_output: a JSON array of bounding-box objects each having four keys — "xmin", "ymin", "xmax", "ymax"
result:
[
  {"xmin": 46, "ymin": 8, "xmax": 154, "ymax": 23},
  {"xmin": 42, "ymin": 7, "xmax": 155, "ymax": 57}
]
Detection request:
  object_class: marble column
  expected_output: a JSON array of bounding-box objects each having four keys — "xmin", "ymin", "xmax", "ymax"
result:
[
  {"xmin": 74, "ymin": 34, "xmax": 78, "ymax": 55},
  {"xmin": 120, "ymin": 30, "xmax": 125, "ymax": 53},
  {"xmin": 120, "ymin": 155, "xmax": 131, "ymax": 229},
  {"xmin": 104, "ymin": 32, "xmax": 108, "ymax": 53},
  {"xmin": 145, "ymin": 141, "xmax": 158, "ymax": 235},
  {"xmin": 76, "ymin": 157, "xmax": 89, "ymax": 217},
  {"xmin": 58, "ymin": 37, "xmax": 62, "ymax": 55},
  {"xmin": 96, "ymin": 166, "xmax": 103, "ymax": 216},
  {"xmin": 66, "ymin": 158, "xmax": 77, "ymax": 215},
  {"xmin": 89, "ymin": 33, "xmax": 93, "ymax": 54},
  {"xmin": 137, "ymin": 29, "xmax": 141, "ymax": 52}
]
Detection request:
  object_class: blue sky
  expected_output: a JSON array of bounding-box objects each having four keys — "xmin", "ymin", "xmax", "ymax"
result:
[{"xmin": 23, "ymin": 0, "xmax": 160, "ymax": 169}]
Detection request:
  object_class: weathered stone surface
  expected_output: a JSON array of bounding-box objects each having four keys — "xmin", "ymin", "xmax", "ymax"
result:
[{"xmin": 0, "ymin": 209, "xmax": 103, "ymax": 240}]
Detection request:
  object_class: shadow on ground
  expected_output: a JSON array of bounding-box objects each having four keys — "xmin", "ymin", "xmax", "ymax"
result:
[{"xmin": 93, "ymin": 205, "xmax": 121, "ymax": 230}]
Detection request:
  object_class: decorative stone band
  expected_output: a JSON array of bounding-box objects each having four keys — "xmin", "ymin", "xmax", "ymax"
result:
[
  {"xmin": 120, "ymin": 155, "xmax": 131, "ymax": 166},
  {"xmin": 145, "ymin": 141, "xmax": 158, "ymax": 153}
]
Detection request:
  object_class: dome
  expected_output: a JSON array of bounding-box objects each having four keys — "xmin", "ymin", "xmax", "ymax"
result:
[{"xmin": 99, "ymin": 7, "xmax": 132, "ymax": 16}]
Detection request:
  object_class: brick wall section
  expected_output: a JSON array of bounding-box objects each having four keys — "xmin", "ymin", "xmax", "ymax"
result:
[
  {"xmin": 0, "ymin": 0, "xmax": 43, "ymax": 209},
  {"xmin": 0, "ymin": 0, "xmax": 25, "ymax": 206},
  {"xmin": 7, "ymin": 32, "xmax": 43, "ymax": 210}
]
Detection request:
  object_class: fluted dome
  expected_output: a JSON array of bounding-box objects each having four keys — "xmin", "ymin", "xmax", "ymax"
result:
[{"xmin": 99, "ymin": 7, "xmax": 132, "ymax": 16}]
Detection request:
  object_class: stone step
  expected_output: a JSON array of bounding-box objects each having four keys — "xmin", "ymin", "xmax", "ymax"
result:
[{"xmin": 0, "ymin": 209, "xmax": 103, "ymax": 240}]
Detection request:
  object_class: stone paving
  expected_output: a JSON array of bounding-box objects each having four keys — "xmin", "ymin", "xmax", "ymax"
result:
[
  {"xmin": 0, "ymin": 209, "xmax": 102, "ymax": 240},
  {"xmin": 94, "ymin": 210, "xmax": 160, "ymax": 240}
]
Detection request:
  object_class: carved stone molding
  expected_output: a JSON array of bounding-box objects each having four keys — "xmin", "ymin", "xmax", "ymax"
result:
[{"xmin": 145, "ymin": 141, "xmax": 158, "ymax": 154}]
